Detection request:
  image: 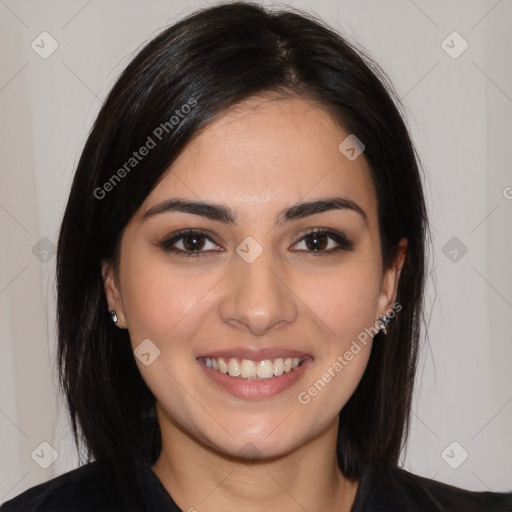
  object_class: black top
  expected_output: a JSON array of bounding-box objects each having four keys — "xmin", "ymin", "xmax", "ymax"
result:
[{"xmin": 1, "ymin": 459, "xmax": 511, "ymax": 511}]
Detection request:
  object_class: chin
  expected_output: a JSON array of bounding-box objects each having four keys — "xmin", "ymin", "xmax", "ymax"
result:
[{"xmin": 194, "ymin": 422, "xmax": 309, "ymax": 463}]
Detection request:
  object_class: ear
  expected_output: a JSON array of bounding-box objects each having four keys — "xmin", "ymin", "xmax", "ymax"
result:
[
  {"xmin": 376, "ymin": 238, "xmax": 407, "ymax": 318},
  {"xmin": 101, "ymin": 260, "xmax": 128, "ymax": 329}
]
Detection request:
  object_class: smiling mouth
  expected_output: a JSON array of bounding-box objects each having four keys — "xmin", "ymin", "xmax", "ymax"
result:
[{"xmin": 198, "ymin": 356, "xmax": 306, "ymax": 380}]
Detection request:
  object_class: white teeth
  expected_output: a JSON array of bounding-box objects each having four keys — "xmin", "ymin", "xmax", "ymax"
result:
[
  {"xmin": 218, "ymin": 358, "xmax": 228, "ymax": 373},
  {"xmin": 240, "ymin": 359, "xmax": 256, "ymax": 378},
  {"xmin": 257, "ymin": 360, "xmax": 274, "ymax": 379},
  {"xmin": 203, "ymin": 356, "xmax": 305, "ymax": 379},
  {"xmin": 273, "ymin": 358, "xmax": 284, "ymax": 376},
  {"xmin": 227, "ymin": 358, "xmax": 241, "ymax": 377}
]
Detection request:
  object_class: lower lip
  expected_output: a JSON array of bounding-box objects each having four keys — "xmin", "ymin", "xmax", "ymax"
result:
[{"xmin": 197, "ymin": 357, "xmax": 313, "ymax": 399}]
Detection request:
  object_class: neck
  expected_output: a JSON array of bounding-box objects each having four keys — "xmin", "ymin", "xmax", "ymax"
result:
[{"xmin": 151, "ymin": 409, "xmax": 359, "ymax": 512}]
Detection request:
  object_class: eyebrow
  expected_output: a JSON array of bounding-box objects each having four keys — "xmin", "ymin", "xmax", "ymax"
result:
[{"xmin": 141, "ymin": 196, "xmax": 368, "ymax": 225}]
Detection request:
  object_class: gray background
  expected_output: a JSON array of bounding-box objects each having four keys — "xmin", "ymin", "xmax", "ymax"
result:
[{"xmin": 1, "ymin": 0, "xmax": 511, "ymax": 502}]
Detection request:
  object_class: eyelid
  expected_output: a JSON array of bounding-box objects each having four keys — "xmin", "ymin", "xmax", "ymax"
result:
[
  {"xmin": 290, "ymin": 227, "xmax": 354, "ymax": 253},
  {"xmin": 159, "ymin": 229, "xmax": 221, "ymax": 251},
  {"xmin": 159, "ymin": 227, "xmax": 353, "ymax": 257}
]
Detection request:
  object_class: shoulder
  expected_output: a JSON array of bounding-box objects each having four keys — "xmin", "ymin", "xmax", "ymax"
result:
[
  {"xmin": 0, "ymin": 460, "xmax": 143, "ymax": 512},
  {"xmin": 357, "ymin": 463, "xmax": 512, "ymax": 512}
]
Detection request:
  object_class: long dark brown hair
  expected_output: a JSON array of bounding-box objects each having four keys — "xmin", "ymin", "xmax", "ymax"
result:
[{"xmin": 57, "ymin": 1, "xmax": 430, "ymax": 481}]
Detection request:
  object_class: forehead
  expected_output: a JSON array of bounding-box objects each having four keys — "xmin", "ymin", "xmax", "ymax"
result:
[{"xmin": 140, "ymin": 95, "xmax": 377, "ymax": 222}]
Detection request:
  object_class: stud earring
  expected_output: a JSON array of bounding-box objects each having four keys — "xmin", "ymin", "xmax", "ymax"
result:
[
  {"xmin": 109, "ymin": 310, "xmax": 118, "ymax": 325},
  {"xmin": 378, "ymin": 315, "xmax": 391, "ymax": 335}
]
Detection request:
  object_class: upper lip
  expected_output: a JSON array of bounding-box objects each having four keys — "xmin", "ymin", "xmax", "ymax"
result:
[{"xmin": 197, "ymin": 348, "xmax": 312, "ymax": 361}]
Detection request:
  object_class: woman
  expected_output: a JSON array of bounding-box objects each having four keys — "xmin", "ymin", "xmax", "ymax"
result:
[{"xmin": 2, "ymin": 2, "xmax": 511, "ymax": 511}]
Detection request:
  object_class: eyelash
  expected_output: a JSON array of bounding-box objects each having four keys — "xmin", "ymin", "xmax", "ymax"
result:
[{"xmin": 159, "ymin": 228, "xmax": 354, "ymax": 258}]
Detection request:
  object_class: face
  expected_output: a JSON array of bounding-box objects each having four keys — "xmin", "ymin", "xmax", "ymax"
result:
[{"xmin": 103, "ymin": 95, "xmax": 406, "ymax": 460}]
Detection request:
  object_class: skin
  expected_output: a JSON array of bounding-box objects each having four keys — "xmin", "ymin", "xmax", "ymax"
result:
[{"xmin": 103, "ymin": 95, "xmax": 407, "ymax": 512}]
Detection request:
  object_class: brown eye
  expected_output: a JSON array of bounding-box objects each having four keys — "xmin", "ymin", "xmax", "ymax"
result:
[
  {"xmin": 304, "ymin": 233, "xmax": 329, "ymax": 251},
  {"xmin": 291, "ymin": 229, "xmax": 354, "ymax": 255},
  {"xmin": 181, "ymin": 233, "xmax": 207, "ymax": 251},
  {"xmin": 160, "ymin": 228, "xmax": 353, "ymax": 259},
  {"xmin": 160, "ymin": 230, "xmax": 221, "ymax": 257}
]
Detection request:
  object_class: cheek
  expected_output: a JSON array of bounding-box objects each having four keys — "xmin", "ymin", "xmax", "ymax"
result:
[
  {"xmin": 296, "ymin": 267, "xmax": 378, "ymax": 418},
  {"xmin": 121, "ymin": 257, "xmax": 217, "ymax": 348},
  {"xmin": 293, "ymin": 258, "xmax": 379, "ymax": 410},
  {"xmin": 119, "ymin": 260, "xmax": 216, "ymax": 425},
  {"xmin": 119, "ymin": 258, "xmax": 221, "ymax": 408},
  {"xmin": 301, "ymin": 257, "xmax": 381, "ymax": 342},
  {"xmin": 296, "ymin": 342, "xmax": 372, "ymax": 433}
]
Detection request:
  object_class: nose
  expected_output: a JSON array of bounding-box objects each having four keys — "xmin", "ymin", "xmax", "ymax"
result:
[{"xmin": 219, "ymin": 246, "xmax": 298, "ymax": 336}]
